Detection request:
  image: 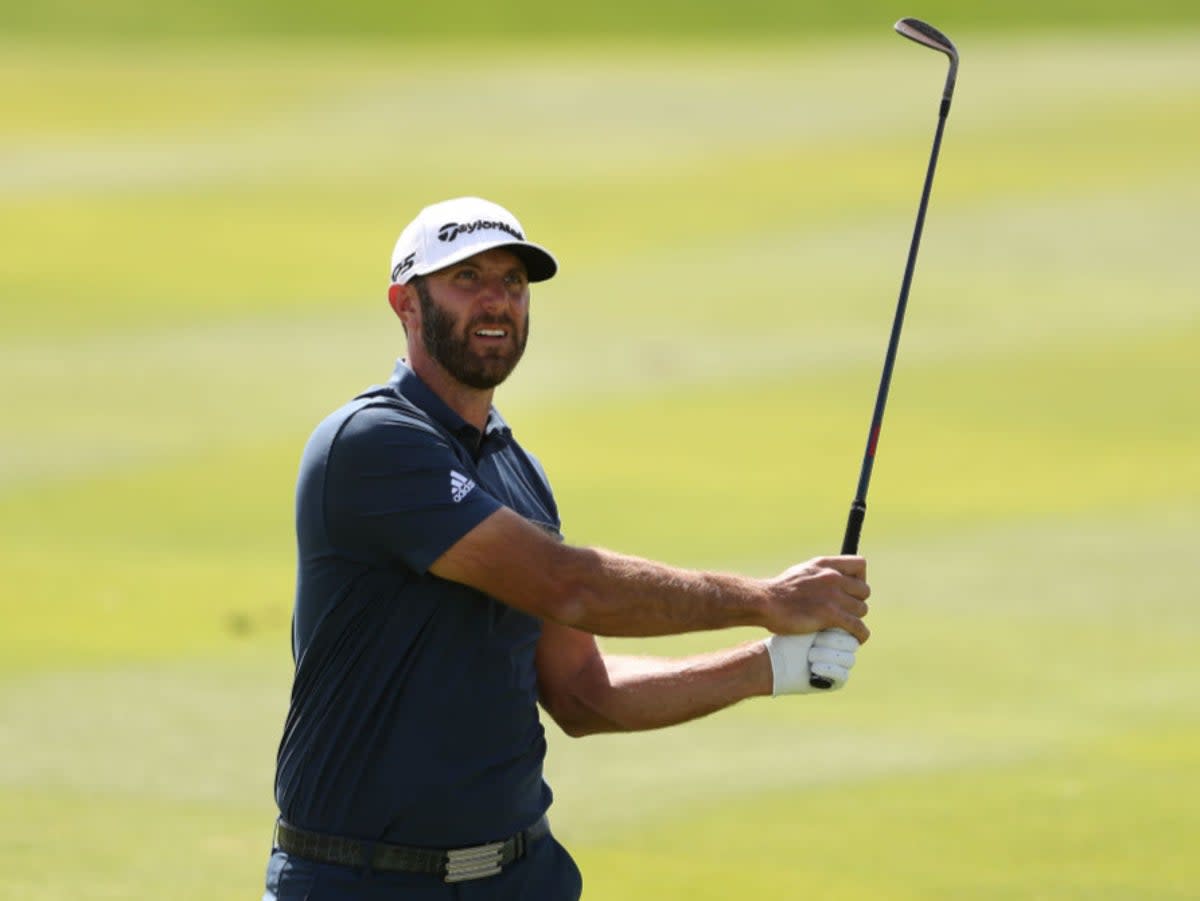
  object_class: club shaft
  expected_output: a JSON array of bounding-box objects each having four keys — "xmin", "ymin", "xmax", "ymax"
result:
[{"xmin": 842, "ymin": 105, "xmax": 949, "ymax": 555}]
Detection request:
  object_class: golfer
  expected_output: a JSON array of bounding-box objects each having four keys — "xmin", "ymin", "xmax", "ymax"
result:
[{"xmin": 262, "ymin": 196, "xmax": 871, "ymax": 900}]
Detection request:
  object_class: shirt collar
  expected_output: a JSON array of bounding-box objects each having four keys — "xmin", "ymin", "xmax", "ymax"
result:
[{"xmin": 387, "ymin": 359, "xmax": 512, "ymax": 446}]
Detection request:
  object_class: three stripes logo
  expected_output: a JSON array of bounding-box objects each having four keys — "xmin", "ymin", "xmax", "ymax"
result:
[{"xmin": 450, "ymin": 470, "xmax": 476, "ymax": 504}]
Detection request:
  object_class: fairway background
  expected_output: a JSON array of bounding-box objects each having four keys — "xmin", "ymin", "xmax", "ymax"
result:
[{"xmin": 2, "ymin": 3, "xmax": 1198, "ymax": 899}]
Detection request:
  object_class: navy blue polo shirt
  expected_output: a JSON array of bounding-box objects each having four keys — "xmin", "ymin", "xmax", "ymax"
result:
[{"xmin": 274, "ymin": 360, "xmax": 562, "ymax": 847}]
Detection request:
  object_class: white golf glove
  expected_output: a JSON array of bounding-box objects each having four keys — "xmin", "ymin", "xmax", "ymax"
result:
[{"xmin": 764, "ymin": 630, "xmax": 861, "ymax": 695}]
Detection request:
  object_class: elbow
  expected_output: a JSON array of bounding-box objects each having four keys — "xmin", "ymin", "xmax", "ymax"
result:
[
  {"xmin": 544, "ymin": 696, "xmax": 617, "ymax": 738},
  {"xmin": 537, "ymin": 591, "xmax": 589, "ymax": 630},
  {"xmin": 538, "ymin": 653, "xmax": 623, "ymax": 738},
  {"xmin": 532, "ymin": 545, "xmax": 595, "ymax": 629},
  {"xmin": 556, "ymin": 714, "xmax": 600, "ymax": 739}
]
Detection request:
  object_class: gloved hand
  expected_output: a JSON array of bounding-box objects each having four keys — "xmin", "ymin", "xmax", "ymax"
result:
[{"xmin": 763, "ymin": 630, "xmax": 860, "ymax": 695}]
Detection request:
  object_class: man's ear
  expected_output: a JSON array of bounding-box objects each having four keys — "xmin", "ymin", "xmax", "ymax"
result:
[{"xmin": 387, "ymin": 282, "xmax": 408, "ymax": 319}]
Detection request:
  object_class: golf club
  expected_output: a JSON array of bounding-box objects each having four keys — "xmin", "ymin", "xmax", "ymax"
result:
[{"xmin": 810, "ymin": 18, "xmax": 959, "ymax": 689}]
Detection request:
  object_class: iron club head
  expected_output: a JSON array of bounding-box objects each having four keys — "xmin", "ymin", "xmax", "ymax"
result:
[{"xmin": 894, "ymin": 17, "xmax": 959, "ymax": 104}]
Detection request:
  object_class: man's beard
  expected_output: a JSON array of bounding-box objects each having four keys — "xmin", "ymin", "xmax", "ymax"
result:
[{"xmin": 415, "ymin": 279, "xmax": 529, "ymax": 390}]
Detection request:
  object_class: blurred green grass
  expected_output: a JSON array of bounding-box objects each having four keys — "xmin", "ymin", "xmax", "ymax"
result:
[
  {"xmin": 3, "ymin": 0, "xmax": 1199, "ymax": 38},
  {"xmin": 1, "ymin": 17, "xmax": 1198, "ymax": 901},
  {"xmin": 5, "ymin": 35, "xmax": 1198, "ymax": 338},
  {"xmin": 577, "ymin": 725, "xmax": 1200, "ymax": 899}
]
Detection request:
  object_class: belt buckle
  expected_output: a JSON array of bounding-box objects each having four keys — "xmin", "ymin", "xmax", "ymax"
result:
[{"xmin": 444, "ymin": 840, "xmax": 506, "ymax": 883}]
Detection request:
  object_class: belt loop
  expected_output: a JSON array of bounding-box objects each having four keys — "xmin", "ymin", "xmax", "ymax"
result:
[{"xmin": 360, "ymin": 839, "xmax": 376, "ymax": 878}]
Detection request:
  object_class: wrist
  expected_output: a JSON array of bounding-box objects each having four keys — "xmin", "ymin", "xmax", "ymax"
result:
[
  {"xmin": 762, "ymin": 633, "xmax": 817, "ymax": 695},
  {"xmin": 740, "ymin": 577, "xmax": 775, "ymax": 630},
  {"xmin": 748, "ymin": 640, "xmax": 776, "ymax": 697}
]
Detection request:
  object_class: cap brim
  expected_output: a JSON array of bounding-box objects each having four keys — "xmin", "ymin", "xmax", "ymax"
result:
[
  {"xmin": 507, "ymin": 243, "xmax": 558, "ymax": 282},
  {"xmin": 407, "ymin": 240, "xmax": 558, "ymax": 284}
]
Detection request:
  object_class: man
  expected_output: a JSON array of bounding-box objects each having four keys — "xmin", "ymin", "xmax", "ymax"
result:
[{"xmin": 263, "ymin": 196, "xmax": 870, "ymax": 900}]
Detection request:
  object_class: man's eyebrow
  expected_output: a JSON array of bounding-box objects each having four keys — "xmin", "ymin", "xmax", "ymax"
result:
[{"xmin": 446, "ymin": 257, "xmax": 527, "ymax": 278}]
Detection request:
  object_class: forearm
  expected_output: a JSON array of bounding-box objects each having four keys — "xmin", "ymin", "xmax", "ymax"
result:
[
  {"xmin": 554, "ymin": 545, "xmax": 770, "ymax": 637},
  {"xmin": 432, "ymin": 507, "xmax": 869, "ymax": 642},
  {"xmin": 555, "ymin": 641, "xmax": 773, "ymax": 736}
]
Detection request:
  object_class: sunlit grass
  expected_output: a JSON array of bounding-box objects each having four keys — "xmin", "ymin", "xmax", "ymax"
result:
[
  {"xmin": 1, "ymin": 27, "xmax": 1198, "ymax": 901},
  {"xmin": 3, "ymin": 35, "xmax": 1198, "ymax": 335}
]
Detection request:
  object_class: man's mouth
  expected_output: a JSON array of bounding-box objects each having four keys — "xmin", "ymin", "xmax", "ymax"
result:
[{"xmin": 474, "ymin": 328, "xmax": 507, "ymax": 338}]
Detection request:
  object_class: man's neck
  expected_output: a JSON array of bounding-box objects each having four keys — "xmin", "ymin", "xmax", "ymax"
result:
[{"xmin": 409, "ymin": 357, "xmax": 494, "ymax": 433}]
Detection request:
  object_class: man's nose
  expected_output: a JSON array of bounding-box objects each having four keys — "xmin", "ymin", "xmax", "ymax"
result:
[{"xmin": 478, "ymin": 277, "xmax": 511, "ymax": 307}]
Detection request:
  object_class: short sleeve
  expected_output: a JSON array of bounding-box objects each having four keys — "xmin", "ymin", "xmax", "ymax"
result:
[{"xmin": 323, "ymin": 405, "xmax": 502, "ymax": 573}]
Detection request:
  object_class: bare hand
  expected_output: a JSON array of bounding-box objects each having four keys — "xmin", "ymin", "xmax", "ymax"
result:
[{"xmin": 762, "ymin": 556, "xmax": 870, "ymax": 643}]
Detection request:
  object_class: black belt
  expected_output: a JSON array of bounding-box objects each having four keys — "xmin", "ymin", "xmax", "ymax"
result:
[{"xmin": 274, "ymin": 815, "xmax": 550, "ymax": 883}]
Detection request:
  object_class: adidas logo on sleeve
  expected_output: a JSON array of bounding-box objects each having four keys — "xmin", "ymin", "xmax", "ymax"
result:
[{"xmin": 450, "ymin": 470, "xmax": 477, "ymax": 503}]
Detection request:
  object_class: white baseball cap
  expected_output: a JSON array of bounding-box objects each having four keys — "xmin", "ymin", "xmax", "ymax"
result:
[{"xmin": 389, "ymin": 196, "xmax": 558, "ymax": 285}]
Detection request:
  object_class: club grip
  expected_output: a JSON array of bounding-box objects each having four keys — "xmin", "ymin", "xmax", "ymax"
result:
[
  {"xmin": 841, "ymin": 500, "xmax": 866, "ymax": 555},
  {"xmin": 808, "ymin": 501, "xmax": 868, "ymax": 689}
]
